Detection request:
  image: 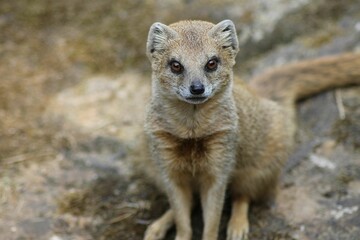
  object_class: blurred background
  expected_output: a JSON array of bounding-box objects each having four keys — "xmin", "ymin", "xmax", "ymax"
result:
[{"xmin": 0, "ymin": 0, "xmax": 359, "ymax": 239}]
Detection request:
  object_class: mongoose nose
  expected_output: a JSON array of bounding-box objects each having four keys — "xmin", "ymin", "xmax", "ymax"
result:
[{"xmin": 190, "ymin": 81, "xmax": 205, "ymax": 95}]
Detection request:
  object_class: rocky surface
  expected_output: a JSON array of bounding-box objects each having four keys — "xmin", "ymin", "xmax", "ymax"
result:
[{"xmin": 0, "ymin": 0, "xmax": 359, "ymax": 239}]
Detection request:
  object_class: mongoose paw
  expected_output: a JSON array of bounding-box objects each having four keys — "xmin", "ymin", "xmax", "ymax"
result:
[
  {"xmin": 226, "ymin": 222, "xmax": 249, "ymax": 240},
  {"xmin": 144, "ymin": 221, "xmax": 167, "ymax": 240}
]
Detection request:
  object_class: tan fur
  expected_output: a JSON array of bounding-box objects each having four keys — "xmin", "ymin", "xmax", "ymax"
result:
[
  {"xmin": 142, "ymin": 19, "xmax": 360, "ymax": 240},
  {"xmin": 250, "ymin": 53, "xmax": 360, "ymax": 105}
]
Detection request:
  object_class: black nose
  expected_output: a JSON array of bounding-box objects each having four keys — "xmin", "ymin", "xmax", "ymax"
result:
[{"xmin": 190, "ymin": 81, "xmax": 205, "ymax": 95}]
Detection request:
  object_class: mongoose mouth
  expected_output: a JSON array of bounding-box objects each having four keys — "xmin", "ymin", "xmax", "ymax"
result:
[{"xmin": 184, "ymin": 96, "xmax": 208, "ymax": 104}]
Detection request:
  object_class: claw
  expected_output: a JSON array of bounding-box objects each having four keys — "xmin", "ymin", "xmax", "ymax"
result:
[
  {"xmin": 144, "ymin": 209, "xmax": 174, "ymax": 240},
  {"xmin": 144, "ymin": 221, "xmax": 167, "ymax": 240},
  {"xmin": 226, "ymin": 224, "xmax": 249, "ymax": 240}
]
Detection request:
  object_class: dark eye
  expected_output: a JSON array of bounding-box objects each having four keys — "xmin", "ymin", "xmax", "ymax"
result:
[
  {"xmin": 205, "ymin": 58, "xmax": 218, "ymax": 71},
  {"xmin": 170, "ymin": 60, "xmax": 184, "ymax": 74}
]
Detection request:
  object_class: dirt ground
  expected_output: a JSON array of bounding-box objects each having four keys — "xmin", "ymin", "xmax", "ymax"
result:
[{"xmin": 0, "ymin": 1, "xmax": 359, "ymax": 240}]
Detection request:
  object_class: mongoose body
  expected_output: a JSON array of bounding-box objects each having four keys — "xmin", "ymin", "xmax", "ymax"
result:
[{"xmin": 142, "ymin": 20, "xmax": 360, "ymax": 240}]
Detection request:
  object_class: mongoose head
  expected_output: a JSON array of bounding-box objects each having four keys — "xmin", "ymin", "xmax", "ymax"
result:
[{"xmin": 146, "ymin": 20, "xmax": 239, "ymax": 104}]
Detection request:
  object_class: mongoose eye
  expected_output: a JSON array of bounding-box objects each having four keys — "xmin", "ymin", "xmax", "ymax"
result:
[
  {"xmin": 170, "ymin": 60, "xmax": 184, "ymax": 74},
  {"xmin": 205, "ymin": 59, "xmax": 218, "ymax": 71}
]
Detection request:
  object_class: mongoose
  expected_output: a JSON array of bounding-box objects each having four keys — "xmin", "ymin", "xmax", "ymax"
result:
[{"xmin": 142, "ymin": 19, "xmax": 360, "ymax": 240}]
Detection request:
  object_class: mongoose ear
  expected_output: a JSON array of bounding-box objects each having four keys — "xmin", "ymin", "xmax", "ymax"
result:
[
  {"xmin": 209, "ymin": 20, "xmax": 239, "ymax": 56},
  {"xmin": 146, "ymin": 22, "xmax": 178, "ymax": 59}
]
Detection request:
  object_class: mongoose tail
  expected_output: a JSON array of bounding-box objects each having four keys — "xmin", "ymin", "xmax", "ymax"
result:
[{"xmin": 250, "ymin": 53, "xmax": 360, "ymax": 106}]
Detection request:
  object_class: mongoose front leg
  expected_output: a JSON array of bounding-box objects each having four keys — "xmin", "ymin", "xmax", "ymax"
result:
[
  {"xmin": 168, "ymin": 181, "xmax": 193, "ymax": 240},
  {"xmin": 144, "ymin": 209, "xmax": 174, "ymax": 240},
  {"xmin": 226, "ymin": 196, "xmax": 249, "ymax": 240},
  {"xmin": 145, "ymin": 183, "xmax": 192, "ymax": 240},
  {"xmin": 200, "ymin": 179, "xmax": 227, "ymax": 240}
]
